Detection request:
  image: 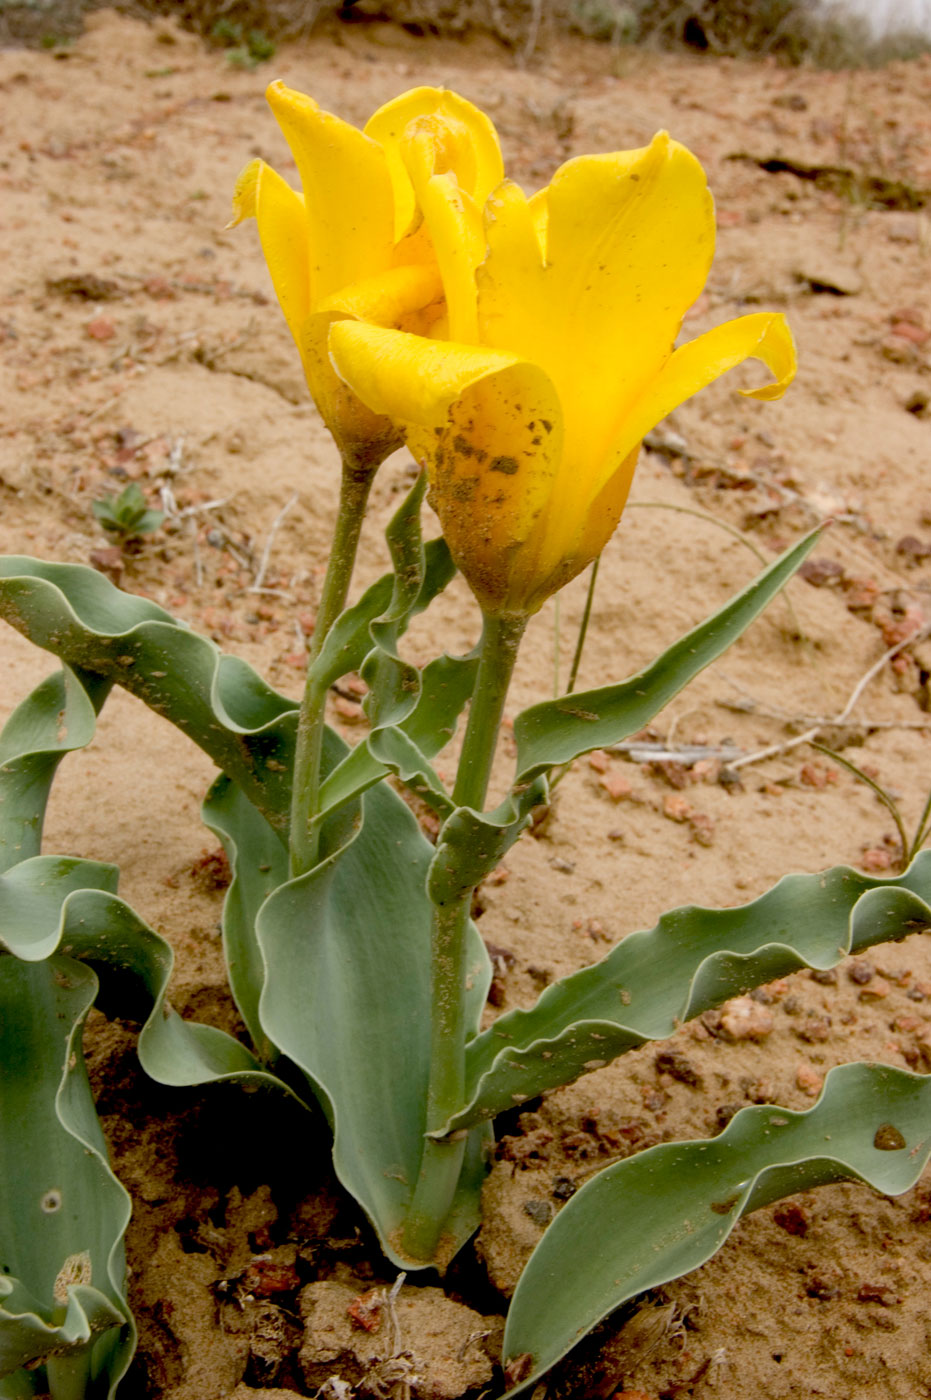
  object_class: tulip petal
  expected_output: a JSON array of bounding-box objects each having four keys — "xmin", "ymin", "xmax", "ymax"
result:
[
  {"xmin": 316, "ymin": 264, "xmax": 444, "ymax": 327},
  {"xmin": 299, "ymin": 267, "xmax": 445, "ymax": 463},
  {"xmin": 330, "ymin": 322, "xmax": 564, "ymax": 612},
  {"xmin": 230, "ymin": 159, "xmax": 310, "ymax": 349},
  {"xmin": 605, "ymin": 311, "xmax": 797, "ymax": 474},
  {"xmin": 416, "ymin": 176, "xmax": 483, "ymax": 342},
  {"xmin": 365, "ymin": 87, "xmax": 504, "ymax": 241},
  {"xmin": 526, "ymin": 311, "xmax": 795, "ymax": 607},
  {"xmin": 480, "ymin": 134, "xmax": 715, "ymax": 462},
  {"xmin": 265, "ymin": 81, "xmax": 395, "ymax": 303},
  {"xmin": 329, "ymin": 321, "xmax": 517, "ymax": 424}
]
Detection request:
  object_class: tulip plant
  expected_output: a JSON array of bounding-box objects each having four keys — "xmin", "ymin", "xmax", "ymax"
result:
[{"xmin": 3, "ymin": 83, "xmax": 931, "ymax": 1400}]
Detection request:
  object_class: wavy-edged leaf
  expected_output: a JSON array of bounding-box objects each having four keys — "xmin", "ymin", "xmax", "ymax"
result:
[
  {"xmin": 202, "ymin": 777, "xmax": 289, "ymax": 1059},
  {"xmin": 0, "ymin": 667, "xmax": 111, "ymax": 874},
  {"xmin": 513, "ymin": 527, "xmax": 822, "ymax": 781},
  {"xmin": 0, "ymin": 560, "xmax": 298, "ymax": 831},
  {"xmin": 0, "ymin": 847, "xmax": 297, "ymax": 1095},
  {"xmin": 255, "ymin": 768, "xmax": 492, "ymax": 1269},
  {"xmin": 503, "ymin": 1061, "xmax": 931, "ymax": 1395},
  {"xmin": 0, "ymin": 531, "xmax": 460, "ymax": 842},
  {"xmin": 314, "ymin": 477, "xmax": 465, "ymax": 825},
  {"xmin": 319, "ymin": 652, "xmax": 479, "ymax": 819},
  {"xmin": 436, "ymin": 857, "xmax": 931, "ymax": 1135},
  {"xmin": 310, "ymin": 535, "xmax": 455, "ymax": 697},
  {"xmin": 0, "ymin": 955, "xmax": 131, "ymax": 1394},
  {"xmin": 428, "ymin": 777, "xmax": 549, "ymax": 906}
]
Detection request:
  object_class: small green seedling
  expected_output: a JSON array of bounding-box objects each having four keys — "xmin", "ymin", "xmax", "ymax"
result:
[
  {"xmin": 91, "ymin": 484, "xmax": 164, "ymax": 542},
  {"xmin": 210, "ymin": 18, "xmax": 276, "ymax": 68}
]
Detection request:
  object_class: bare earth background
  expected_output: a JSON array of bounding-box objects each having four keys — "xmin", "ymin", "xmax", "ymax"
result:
[{"xmin": 2, "ymin": 12, "xmax": 931, "ymax": 1398}]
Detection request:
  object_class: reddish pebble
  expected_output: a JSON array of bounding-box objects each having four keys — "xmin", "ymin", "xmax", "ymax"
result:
[
  {"xmin": 346, "ymin": 1290, "xmax": 383, "ymax": 1332},
  {"xmin": 601, "ymin": 772, "xmax": 633, "ymax": 801},
  {"xmin": 86, "ymin": 316, "xmax": 116, "ymax": 341},
  {"xmin": 796, "ymin": 1063, "xmax": 822, "ymax": 1096},
  {"xmin": 240, "ymin": 1258, "xmax": 300, "ymax": 1297},
  {"xmin": 861, "ymin": 847, "xmax": 897, "ymax": 873},
  {"xmin": 588, "ymin": 749, "xmax": 610, "ymax": 773},
  {"xmin": 773, "ymin": 1203, "xmax": 808, "ymax": 1236},
  {"xmin": 663, "ymin": 794, "xmax": 693, "ymax": 823},
  {"xmin": 891, "ymin": 320, "xmax": 929, "ymax": 346},
  {"xmin": 689, "ymin": 811, "xmax": 715, "ymax": 847}
]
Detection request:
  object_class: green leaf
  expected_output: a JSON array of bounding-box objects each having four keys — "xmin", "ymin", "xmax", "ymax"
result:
[
  {"xmin": 313, "ymin": 478, "xmax": 467, "ymax": 823},
  {"xmin": 513, "ymin": 526, "xmax": 822, "ymax": 780},
  {"xmin": 0, "ymin": 560, "xmax": 298, "ymax": 831},
  {"xmin": 318, "ymin": 652, "xmax": 478, "ymax": 820},
  {"xmin": 310, "ymin": 534, "xmax": 455, "ymax": 697},
  {"xmin": 438, "ymin": 856, "xmax": 931, "ymax": 1135},
  {"xmin": 254, "ymin": 767, "xmax": 492, "ymax": 1268},
  {"xmin": 427, "ymin": 777, "xmax": 548, "ymax": 906},
  {"xmin": 0, "ymin": 667, "xmax": 111, "ymax": 874},
  {"xmin": 201, "ymin": 777, "xmax": 289, "ymax": 1060},
  {"xmin": 0, "ymin": 955, "xmax": 132, "ymax": 1394},
  {"xmin": 503, "ymin": 1061, "xmax": 931, "ymax": 1395},
  {"xmin": 0, "ymin": 853, "xmax": 297, "ymax": 1094},
  {"xmin": 0, "ymin": 542, "xmax": 459, "ymax": 840}
]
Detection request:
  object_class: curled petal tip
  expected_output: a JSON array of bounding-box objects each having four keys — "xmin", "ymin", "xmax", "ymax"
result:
[
  {"xmin": 737, "ymin": 313, "xmax": 797, "ymax": 401},
  {"xmin": 228, "ymin": 159, "xmax": 262, "ymax": 228},
  {"xmin": 265, "ymin": 77, "xmax": 313, "ymax": 109}
]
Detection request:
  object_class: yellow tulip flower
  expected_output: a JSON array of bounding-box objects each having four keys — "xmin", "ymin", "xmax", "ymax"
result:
[
  {"xmin": 329, "ymin": 131, "xmax": 797, "ymax": 613},
  {"xmin": 230, "ymin": 82, "xmax": 503, "ymax": 468}
]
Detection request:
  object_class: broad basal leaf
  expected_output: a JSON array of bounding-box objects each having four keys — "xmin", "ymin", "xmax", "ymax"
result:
[
  {"xmin": 0, "ymin": 956, "xmax": 131, "ymax": 1395},
  {"xmin": 255, "ymin": 763, "xmax": 492, "ymax": 1269}
]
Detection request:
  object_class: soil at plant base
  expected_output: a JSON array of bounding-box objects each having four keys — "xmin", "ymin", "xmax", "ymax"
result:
[{"xmin": 2, "ymin": 11, "xmax": 931, "ymax": 1398}]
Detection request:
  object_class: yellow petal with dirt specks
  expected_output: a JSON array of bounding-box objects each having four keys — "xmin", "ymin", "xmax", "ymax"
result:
[
  {"xmin": 265, "ymin": 81, "xmax": 396, "ymax": 303},
  {"xmin": 329, "ymin": 321, "xmax": 564, "ymax": 612}
]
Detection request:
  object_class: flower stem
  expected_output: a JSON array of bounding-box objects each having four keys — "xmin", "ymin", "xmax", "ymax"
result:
[
  {"xmin": 401, "ymin": 611, "xmax": 526, "ymax": 1262},
  {"xmin": 453, "ymin": 613, "xmax": 527, "ymax": 810},
  {"xmin": 289, "ymin": 458, "xmax": 375, "ymax": 878},
  {"xmin": 566, "ymin": 555, "xmax": 600, "ymax": 695}
]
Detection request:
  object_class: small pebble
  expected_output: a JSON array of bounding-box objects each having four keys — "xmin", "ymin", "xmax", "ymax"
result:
[
  {"xmin": 719, "ymin": 994, "xmax": 774, "ymax": 1041},
  {"xmin": 796, "ymin": 1064, "xmax": 823, "ymax": 1096}
]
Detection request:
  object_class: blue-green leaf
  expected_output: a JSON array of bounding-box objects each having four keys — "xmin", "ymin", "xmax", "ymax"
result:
[
  {"xmin": 438, "ymin": 857, "xmax": 931, "ymax": 1135},
  {"xmin": 503, "ymin": 1062, "xmax": 931, "ymax": 1395},
  {"xmin": 427, "ymin": 778, "xmax": 549, "ymax": 907},
  {"xmin": 0, "ymin": 667, "xmax": 110, "ymax": 874},
  {"xmin": 513, "ymin": 527, "xmax": 822, "ymax": 781},
  {"xmin": 255, "ymin": 770, "xmax": 492, "ymax": 1268},
  {"xmin": 0, "ymin": 955, "xmax": 131, "ymax": 1395},
  {"xmin": 0, "ymin": 561, "xmax": 298, "ymax": 831}
]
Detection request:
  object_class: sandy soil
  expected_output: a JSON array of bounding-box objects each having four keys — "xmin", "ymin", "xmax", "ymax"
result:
[{"xmin": 1, "ymin": 11, "xmax": 931, "ymax": 1398}]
